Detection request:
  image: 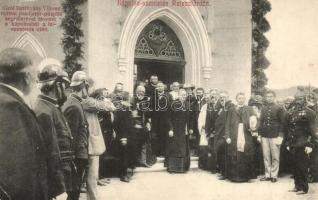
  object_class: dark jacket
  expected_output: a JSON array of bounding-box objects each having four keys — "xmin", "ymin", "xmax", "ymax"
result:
[
  {"xmin": 186, "ymin": 95, "xmax": 206, "ymax": 137},
  {"xmin": 214, "ymin": 101, "xmax": 234, "ymax": 139},
  {"xmin": 0, "ymin": 84, "xmax": 48, "ymax": 200},
  {"xmin": 194, "ymin": 96, "xmax": 207, "ymax": 114},
  {"xmin": 62, "ymin": 94, "xmax": 89, "ymax": 159},
  {"xmin": 113, "ymin": 109, "xmax": 134, "ymax": 140},
  {"xmin": 151, "ymin": 91, "xmax": 173, "ymax": 135},
  {"xmin": 130, "ymin": 96, "xmax": 151, "ymax": 129},
  {"xmin": 225, "ymin": 105, "xmax": 256, "ymax": 156},
  {"xmin": 35, "ymin": 94, "xmax": 74, "ymax": 194},
  {"xmin": 98, "ymin": 111, "xmax": 114, "ymax": 149},
  {"xmin": 285, "ymin": 106, "xmax": 317, "ymax": 148},
  {"xmin": 166, "ymin": 99, "xmax": 193, "ymax": 157},
  {"xmin": 145, "ymin": 84, "xmax": 157, "ymax": 111},
  {"xmin": 259, "ymin": 103, "xmax": 285, "ymax": 138},
  {"xmin": 108, "ymin": 91, "xmax": 133, "ymax": 140},
  {"xmin": 205, "ymin": 102, "xmax": 219, "ymax": 137}
]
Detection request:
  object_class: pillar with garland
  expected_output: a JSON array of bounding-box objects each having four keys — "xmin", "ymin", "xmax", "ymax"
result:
[
  {"xmin": 251, "ymin": 0, "xmax": 271, "ymax": 96},
  {"xmin": 61, "ymin": 0, "xmax": 87, "ymax": 78}
]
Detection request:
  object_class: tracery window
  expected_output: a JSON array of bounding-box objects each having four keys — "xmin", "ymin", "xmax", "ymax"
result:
[{"xmin": 135, "ymin": 20, "xmax": 184, "ymax": 62}]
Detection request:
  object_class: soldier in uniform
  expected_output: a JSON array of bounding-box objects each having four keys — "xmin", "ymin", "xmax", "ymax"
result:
[
  {"xmin": 259, "ymin": 90, "xmax": 286, "ymax": 183},
  {"xmin": 286, "ymin": 92, "xmax": 317, "ymax": 195},
  {"xmin": 279, "ymin": 96, "xmax": 295, "ymax": 174},
  {"xmin": 35, "ymin": 65, "xmax": 73, "ymax": 200},
  {"xmin": 306, "ymin": 93, "xmax": 318, "ymax": 182},
  {"xmin": 62, "ymin": 71, "xmax": 90, "ymax": 200}
]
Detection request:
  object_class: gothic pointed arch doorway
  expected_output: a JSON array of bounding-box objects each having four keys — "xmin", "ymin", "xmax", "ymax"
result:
[{"xmin": 134, "ymin": 20, "xmax": 185, "ymax": 87}]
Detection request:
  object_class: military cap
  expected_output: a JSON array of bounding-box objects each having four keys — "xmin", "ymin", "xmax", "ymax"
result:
[
  {"xmin": 70, "ymin": 71, "xmax": 88, "ymax": 87},
  {"xmin": 0, "ymin": 48, "xmax": 32, "ymax": 76},
  {"xmin": 294, "ymin": 91, "xmax": 306, "ymax": 99},
  {"xmin": 59, "ymin": 70, "xmax": 70, "ymax": 83},
  {"xmin": 38, "ymin": 65, "xmax": 70, "ymax": 83}
]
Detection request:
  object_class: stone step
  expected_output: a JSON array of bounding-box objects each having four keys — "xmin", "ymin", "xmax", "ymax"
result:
[
  {"xmin": 156, "ymin": 156, "xmax": 199, "ymax": 163},
  {"xmin": 134, "ymin": 157, "xmax": 199, "ymax": 173}
]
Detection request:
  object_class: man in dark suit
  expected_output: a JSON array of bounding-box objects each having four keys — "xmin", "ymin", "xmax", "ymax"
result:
[
  {"xmin": 184, "ymin": 84, "xmax": 202, "ymax": 153},
  {"xmin": 62, "ymin": 71, "xmax": 90, "ymax": 200},
  {"xmin": 204, "ymin": 88, "xmax": 220, "ymax": 173},
  {"xmin": 109, "ymin": 83, "xmax": 135, "ymax": 182},
  {"xmin": 35, "ymin": 65, "xmax": 74, "ymax": 199},
  {"xmin": 145, "ymin": 75, "xmax": 158, "ymax": 106},
  {"xmin": 151, "ymin": 82, "xmax": 172, "ymax": 157},
  {"xmin": 130, "ymin": 85, "xmax": 152, "ymax": 167},
  {"xmin": 214, "ymin": 90, "xmax": 234, "ymax": 180},
  {"xmin": 0, "ymin": 48, "xmax": 49, "ymax": 200},
  {"xmin": 193, "ymin": 87, "xmax": 207, "ymax": 152}
]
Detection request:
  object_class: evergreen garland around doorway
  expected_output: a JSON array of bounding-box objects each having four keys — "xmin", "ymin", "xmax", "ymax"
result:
[
  {"xmin": 61, "ymin": 0, "xmax": 87, "ymax": 78},
  {"xmin": 251, "ymin": 0, "xmax": 271, "ymax": 95}
]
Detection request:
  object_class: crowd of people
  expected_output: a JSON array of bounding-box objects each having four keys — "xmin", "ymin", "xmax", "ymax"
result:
[{"xmin": 0, "ymin": 47, "xmax": 318, "ymax": 200}]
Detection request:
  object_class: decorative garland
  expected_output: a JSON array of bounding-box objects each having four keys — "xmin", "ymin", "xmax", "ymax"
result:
[
  {"xmin": 251, "ymin": 0, "xmax": 271, "ymax": 95},
  {"xmin": 60, "ymin": 0, "xmax": 87, "ymax": 78}
]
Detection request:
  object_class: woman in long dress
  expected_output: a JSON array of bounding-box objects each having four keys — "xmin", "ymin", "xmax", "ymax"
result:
[{"xmin": 166, "ymin": 89, "xmax": 194, "ymax": 173}]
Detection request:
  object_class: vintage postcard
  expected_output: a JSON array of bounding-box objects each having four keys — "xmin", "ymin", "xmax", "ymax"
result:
[{"xmin": 0, "ymin": 0, "xmax": 317, "ymax": 200}]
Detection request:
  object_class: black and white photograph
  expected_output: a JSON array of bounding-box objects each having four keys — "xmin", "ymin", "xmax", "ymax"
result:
[{"xmin": 0, "ymin": 0, "xmax": 318, "ymax": 199}]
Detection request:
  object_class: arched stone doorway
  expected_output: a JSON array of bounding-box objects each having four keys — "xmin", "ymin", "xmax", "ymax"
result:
[
  {"xmin": 12, "ymin": 31, "xmax": 47, "ymax": 66},
  {"xmin": 134, "ymin": 20, "xmax": 185, "ymax": 86},
  {"xmin": 118, "ymin": 6, "xmax": 212, "ymax": 92}
]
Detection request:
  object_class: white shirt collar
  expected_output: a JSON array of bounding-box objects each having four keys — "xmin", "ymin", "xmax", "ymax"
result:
[{"xmin": 0, "ymin": 82, "xmax": 25, "ymax": 102}]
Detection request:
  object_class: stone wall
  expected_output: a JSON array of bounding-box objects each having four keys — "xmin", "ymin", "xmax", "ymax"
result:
[
  {"xmin": 0, "ymin": 0, "xmax": 252, "ymax": 100},
  {"xmin": 208, "ymin": 0, "xmax": 252, "ymax": 99},
  {"xmin": 87, "ymin": 0, "xmax": 252, "ymax": 99}
]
